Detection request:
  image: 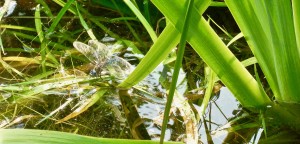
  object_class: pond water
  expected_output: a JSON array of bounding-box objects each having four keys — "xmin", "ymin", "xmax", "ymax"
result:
[{"xmin": 202, "ymin": 87, "xmax": 239, "ymax": 143}]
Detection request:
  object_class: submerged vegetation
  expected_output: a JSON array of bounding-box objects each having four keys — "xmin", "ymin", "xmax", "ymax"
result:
[{"xmin": 1, "ymin": 0, "xmax": 300, "ymax": 143}]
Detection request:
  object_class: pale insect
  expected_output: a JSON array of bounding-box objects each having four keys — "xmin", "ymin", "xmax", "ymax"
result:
[{"xmin": 73, "ymin": 40, "xmax": 133, "ymax": 78}]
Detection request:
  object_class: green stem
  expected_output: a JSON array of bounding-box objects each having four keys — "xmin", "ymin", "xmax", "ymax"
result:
[{"xmin": 160, "ymin": 0, "xmax": 194, "ymax": 143}]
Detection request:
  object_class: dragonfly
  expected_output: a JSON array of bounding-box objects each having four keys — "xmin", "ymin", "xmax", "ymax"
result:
[{"xmin": 73, "ymin": 40, "xmax": 133, "ymax": 78}]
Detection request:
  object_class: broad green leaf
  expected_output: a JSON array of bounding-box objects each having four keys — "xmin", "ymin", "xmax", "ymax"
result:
[
  {"xmin": 226, "ymin": 0, "xmax": 300, "ymax": 102},
  {"xmin": 225, "ymin": 1, "xmax": 280, "ymax": 98},
  {"xmin": 151, "ymin": 0, "xmax": 271, "ymax": 108},
  {"xmin": 293, "ymin": 0, "xmax": 300, "ymax": 52},
  {"xmin": 0, "ymin": 129, "xmax": 182, "ymax": 144}
]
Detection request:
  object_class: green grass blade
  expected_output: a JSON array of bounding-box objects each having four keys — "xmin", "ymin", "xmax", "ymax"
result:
[
  {"xmin": 241, "ymin": 57, "xmax": 257, "ymax": 67},
  {"xmin": 36, "ymin": 0, "xmax": 54, "ymax": 17},
  {"xmin": 12, "ymin": 77, "xmax": 100, "ymax": 101},
  {"xmin": 226, "ymin": 32, "xmax": 243, "ymax": 47},
  {"xmin": 0, "ymin": 37, "xmax": 3, "ymax": 55},
  {"xmin": 46, "ymin": 0, "xmax": 75, "ymax": 36},
  {"xmin": 34, "ymin": 4, "xmax": 47, "ymax": 72},
  {"xmin": 4, "ymin": 30, "xmax": 69, "ymax": 50},
  {"xmin": 34, "ymin": 5, "xmax": 59, "ymax": 69},
  {"xmin": 75, "ymin": 2, "xmax": 96, "ymax": 40},
  {"xmin": 26, "ymin": 70, "xmax": 56, "ymax": 81},
  {"xmin": 55, "ymin": 89, "xmax": 107, "ymax": 124},
  {"xmin": 143, "ymin": 0, "xmax": 151, "ymax": 23},
  {"xmin": 198, "ymin": 67, "xmax": 217, "ymax": 115},
  {"xmin": 53, "ymin": 0, "xmax": 76, "ymax": 14},
  {"xmin": 160, "ymin": 0, "xmax": 194, "ymax": 143},
  {"xmin": 35, "ymin": 96, "xmax": 74, "ymax": 126},
  {"xmin": 124, "ymin": 0, "xmax": 157, "ymax": 42},
  {"xmin": 111, "ymin": 0, "xmax": 145, "ymax": 47},
  {"xmin": 0, "ymin": 25, "xmax": 36, "ymax": 32},
  {"xmin": 53, "ymin": 0, "xmax": 119, "ymax": 39},
  {"xmin": 34, "ymin": 5, "xmax": 44, "ymax": 44},
  {"xmin": 0, "ymin": 59, "xmax": 25, "ymax": 77}
]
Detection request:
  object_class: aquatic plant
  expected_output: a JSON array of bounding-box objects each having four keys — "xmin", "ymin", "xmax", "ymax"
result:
[
  {"xmin": 118, "ymin": 0, "xmax": 300, "ymax": 143},
  {"xmin": 1, "ymin": 0, "xmax": 300, "ymax": 143}
]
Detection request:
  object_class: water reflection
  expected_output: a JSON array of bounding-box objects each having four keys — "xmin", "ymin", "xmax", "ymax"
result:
[{"xmin": 199, "ymin": 87, "xmax": 240, "ymax": 143}]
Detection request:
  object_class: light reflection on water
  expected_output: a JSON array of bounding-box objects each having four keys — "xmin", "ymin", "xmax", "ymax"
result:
[
  {"xmin": 200, "ymin": 87, "xmax": 240, "ymax": 144},
  {"xmin": 132, "ymin": 86, "xmax": 240, "ymax": 142}
]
